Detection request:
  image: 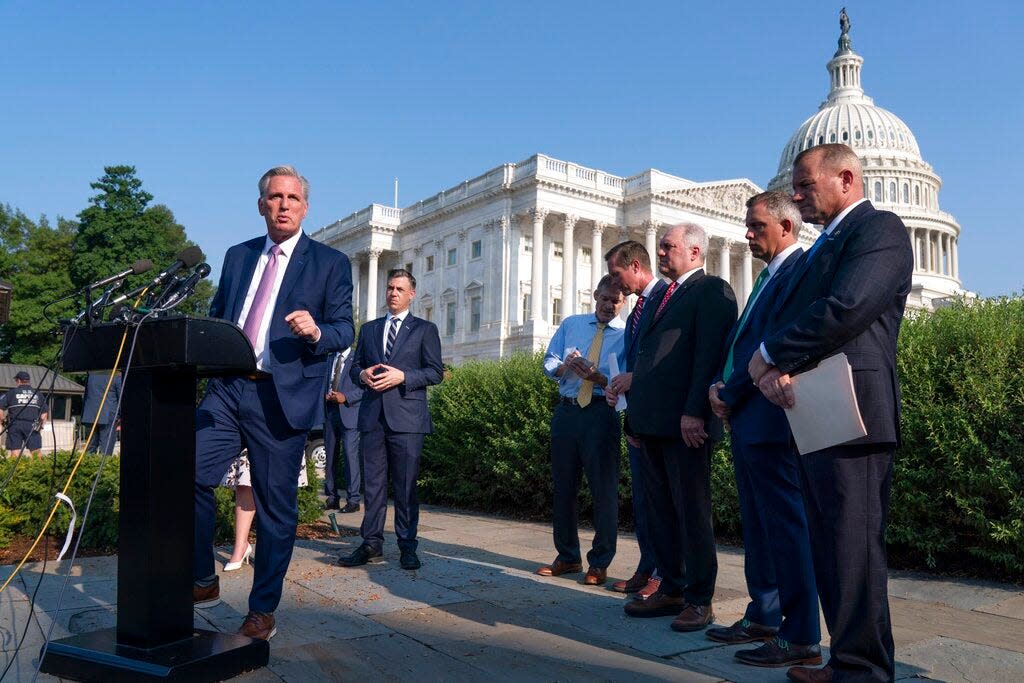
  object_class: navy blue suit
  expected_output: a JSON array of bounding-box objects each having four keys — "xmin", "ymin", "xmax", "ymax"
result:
[
  {"xmin": 351, "ymin": 313, "xmax": 443, "ymax": 552},
  {"xmin": 323, "ymin": 350, "xmax": 363, "ymax": 503},
  {"xmin": 763, "ymin": 201, "xmax": 912, "ymax": 681},
  {"xmin": 194, "ymin": 232, "xmax": 353, "ymax": 613},
  {"xmin": 622, "ymin": 278, "xmax": 667, "ymax": 578},
  {"xmin": 715, "ymin": 248, "xmax": 820, "ymax": 645},
  {"xmin": 81, "ymin": 371, "xmax": 121, "ymax": 454}
]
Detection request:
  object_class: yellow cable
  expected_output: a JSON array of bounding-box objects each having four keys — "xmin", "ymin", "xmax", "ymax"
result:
[{"xmin": 0, "ymin": 298, "xmax": 141, "ymax": 594}]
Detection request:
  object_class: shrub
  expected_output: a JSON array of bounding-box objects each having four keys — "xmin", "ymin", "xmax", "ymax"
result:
[
  {"xmin": 421, "ymin": 351, "xmax": 741, "ymax": 535},
  {"xmin": 892, "ymin": 297, "xmax": 1024, "ymax": 574},
  {"xmin": 0, "ymin": 453, "xmax": 323, "ymax": 552}
]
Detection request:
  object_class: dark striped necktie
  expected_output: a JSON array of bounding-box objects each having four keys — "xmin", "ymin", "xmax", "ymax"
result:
[
  {"xmin": 384, "ymin": 317, "xmax": 399, "ymax": 361},
  {"xmin": 630, "ymin": 295, "xmax": 646, "ymax": 336}
]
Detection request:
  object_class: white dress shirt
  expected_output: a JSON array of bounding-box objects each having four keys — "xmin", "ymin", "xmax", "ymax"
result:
[
  {"xmin": 237, "ymin": 230, "xmax": 303, "ymax": 370},
  {"xmin": 381, "ymin": 308, "xmax": 411, "ymax": 358}
]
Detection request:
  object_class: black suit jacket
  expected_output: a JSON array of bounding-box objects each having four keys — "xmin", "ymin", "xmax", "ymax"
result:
[
  {"xmin": 627, "ymin": 269, "xmax": 737, "ymax": 438},
  {"xmin": 624, "ymin": 278, "xmax": 668, "ymax": 372},
  {"xmin": 351, "ymin": 314, "xmax": 444, "ymax": 434},
  {"xmin": 764, "ymin": 201, "xmax": 913, "ymax": 447},
  {"xmin": 716, "ymin": 249, "xmax": 802, "ymax": 446}
]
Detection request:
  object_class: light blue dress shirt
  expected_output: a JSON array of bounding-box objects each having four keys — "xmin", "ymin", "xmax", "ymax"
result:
[{"xmin": 543, "ymin": 314, "xmax": 626, "ymax": 399}]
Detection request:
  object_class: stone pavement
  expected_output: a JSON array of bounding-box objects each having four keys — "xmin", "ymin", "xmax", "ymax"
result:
[{"xmin": 2, "ymin": 504, "xmax": 1023, "ymax": 681}]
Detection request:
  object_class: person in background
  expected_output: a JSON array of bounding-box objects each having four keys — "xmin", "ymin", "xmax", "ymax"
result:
[
  {"xmin": 81, "ymin": 370, "xmax": 121, "ymax": 455},
  {"xmin": 1, "ymin": 370, "xmax": 48, "ymax": 458},
  {"xmin": 323, "ymin": 347, "xmax": 363, "ymax": 513}
]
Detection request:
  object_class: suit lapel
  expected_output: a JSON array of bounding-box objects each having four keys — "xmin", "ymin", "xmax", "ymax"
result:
[
  {"xmin": 643, "ymin": 270, "xmax": 703, "ymax": 337},
  {"xmin": 275, "ymin": 233, "xmax": 310, "ymax": 312},
  {"xmin": 775, "ymin": 203, "xmax": 872, "ymax": 310},
  {"xmin": 388, "ymin": 315, "xmax": 418, "ymax": 360}
]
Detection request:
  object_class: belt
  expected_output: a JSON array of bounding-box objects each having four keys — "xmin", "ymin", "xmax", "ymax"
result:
[{"xmin": 559, "ymin": 393, "xmax": 603, "ymax": 407}]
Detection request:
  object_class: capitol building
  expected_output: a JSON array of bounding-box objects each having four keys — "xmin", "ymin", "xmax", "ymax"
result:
[{"xmin": 312, "ymin": 16, "xmax": 966, "ymax": 364}]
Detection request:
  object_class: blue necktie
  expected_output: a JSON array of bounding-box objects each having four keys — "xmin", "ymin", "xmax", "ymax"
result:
[{"xmin": 384, "ymin": 318, "xmax": 399, "ymax": 361}]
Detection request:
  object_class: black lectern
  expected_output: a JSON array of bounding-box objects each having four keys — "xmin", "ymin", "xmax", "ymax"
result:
[{"xmin": 40, "ymin": 316, "xmax": 269, "ymax": 682}]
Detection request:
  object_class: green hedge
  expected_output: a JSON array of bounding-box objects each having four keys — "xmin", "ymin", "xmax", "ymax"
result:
[
  {"xmin": 423, "ymin": 299, "xmax": 1024, "ymax": 580},
  {"xmin": 0, "ymin": 454, "xmax": 323, "ymax": 551},
  {"xmin": 891, "ymin": 297, "xmax": 1024, "ymax": 573},
  {"xmin": 420, "ymin": 352, "xmax": 742, "ymax": 536}
]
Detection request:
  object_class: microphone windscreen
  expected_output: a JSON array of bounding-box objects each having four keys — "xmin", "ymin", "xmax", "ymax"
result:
[
  {"xmin": 177, "ymin": 246, "xmax": 204, "ymax": 268},
  {"xmin": 132, "ymin": 259, "xmax": 154, "ymax": 274}
]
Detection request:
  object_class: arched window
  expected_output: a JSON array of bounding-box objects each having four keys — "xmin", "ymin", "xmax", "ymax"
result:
[
  {"xmin": 855, "ymin": 129, "xmax": 862, "ymax": 141},
  {"xmin": 902, "ymin": 183, "xmax": 909, "ymax": 203},
  {"xmin": 842, "ymin": 131, "xmax": 849, "ymax": 142},
  {"xmin": 873, "ymin": 181, "xmax": 882, "ymax": 202},
  {"xmin": 818, "ymin": 135, "xmax": 824, "ymax": 145},
  {"xmin": 867, "ymin": 129, "xmax": 874, "ymax": 141},
  {"xmin": 829, "ymin": 133, "xmax": 836, "ymax": 143},
  {"xmin": 889, "ymin": 182, "xmax": 897, "ymax": 202},
  {"xmin": 914, "ymin": 186, "xmax": 920, "ymax": 205}
]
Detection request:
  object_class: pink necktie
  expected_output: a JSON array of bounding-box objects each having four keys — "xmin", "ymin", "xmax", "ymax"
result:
[{"xmin": 242, "ymin": 244, "xmax": 282, "ymax": 348}]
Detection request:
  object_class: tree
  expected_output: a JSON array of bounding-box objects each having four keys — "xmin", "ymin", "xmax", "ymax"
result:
[
  {"xmin": 70, "ymin": 165, "xmax": 212, "ymax": 316},
  {"xmin": 0, "ymin": 212, "xmax": 76, "ymax": 364}
]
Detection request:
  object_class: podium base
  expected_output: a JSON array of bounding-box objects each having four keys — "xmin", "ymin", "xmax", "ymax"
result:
[{"xmin": 38, "ymin": 627, "xmax": 269, "ymax": 682}]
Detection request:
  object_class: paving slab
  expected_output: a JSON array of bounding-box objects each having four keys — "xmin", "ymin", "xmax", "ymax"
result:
[
  {"xmin": 887, "ymin": 571, "xmax": 1022, "ymax": 611},
  {"xmin": 973, "ymin": 592, "xmax": 1024, "ymax": 620},
  {"xmin": 898, "ymin": 636, "xmax": 1024, "ymax": 682}
]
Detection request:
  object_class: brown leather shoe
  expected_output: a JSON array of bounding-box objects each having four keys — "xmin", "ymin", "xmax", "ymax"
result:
[
  {"xmin": 583, "ymin": 567, "xmax": 607, "ymax": 585},
  {"xmin": 238, "ymin": 611, "xmax": 277, "ymax": 641},
  {"xmin": 638, "ymin": 577, "xmax": 661, "ymax": 599},
  {"xmin": 787, "ymin": 664, "xmax": 832, "ymax": 682},
  {"xmin": 706, "ymin": 618, "xmax": 778, "ymax": 644},
  {"xmin": 192, "ymin": 576, "xmax": 220, "ymax": 608},
  {"xmin": 669, "ymin": 603, "xmax": 714, "ymax": 632},
  {"xmin": 535, "ymin": 559, "xmax": 583, "ymax": 577},
  {"xmin": 610, "ymin": 571, "xmax": 650, "ymax": 593},
  {"xmin": 623, "ymin": 591, "xmax": 685, "ymax": 617}
]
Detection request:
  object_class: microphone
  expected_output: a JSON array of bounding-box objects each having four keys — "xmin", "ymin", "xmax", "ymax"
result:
[
  {"xmin": 84, "ymin": 260, "xmax": 153, "ymax": 291},
  {"xmin": 149, "ymin": 246, "xmax": 204, "ymax": 288},
  {"xmin": 154, "ymin": 263, "xmax": 212, "ymax": 310},
  {"xmin": 102, "ymin": 246, "xmax": 205, "ymax": 317}
]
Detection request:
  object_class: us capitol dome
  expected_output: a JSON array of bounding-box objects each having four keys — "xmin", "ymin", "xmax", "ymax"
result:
[{"xmin": 768, "ymin": 10, "xmax": 967, "ymax": 310}]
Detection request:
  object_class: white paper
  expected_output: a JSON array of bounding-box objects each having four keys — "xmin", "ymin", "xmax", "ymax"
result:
[
  {"xmin": 607, "ymin": 355, "xmax": 627, "ymax": 411},
  {"xmin": 784, "ymin": 352, "xmax": 867, "ymax": 454}
]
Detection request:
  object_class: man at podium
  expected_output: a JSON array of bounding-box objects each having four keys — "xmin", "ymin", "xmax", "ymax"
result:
[{"xmin": 191, "ymin": 165, "xmax": 354, "ymax": 641}]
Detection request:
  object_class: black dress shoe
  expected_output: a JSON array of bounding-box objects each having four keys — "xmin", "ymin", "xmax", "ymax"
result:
[
  {"xmin": 400, "ymin": 548, "xmax": 421, "ymax": 570},
  {"xmin": 706, "ymin": 618, "xmax": 778, "ymax": 644},
  {"xmin": 339, "ymin": 502, "xmax": 361, "ymax": 513},
  {"xmin": 736, "ymin": 637, "xmax": 822, "ymax": 668},
  {"xmin": 324, "ymin": 496, "xmax": 340, "ymax": 510},
  {"xmin": 338, "ymin": 544, "xmax": 383, "ymax": 567}
]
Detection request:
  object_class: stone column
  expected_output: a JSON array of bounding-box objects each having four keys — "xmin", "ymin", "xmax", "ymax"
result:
[
  {"xmin": 741, "ymin": 248, "xmax": 753, "ymax": 305},
  {"xmin": 643, "ymin": 220, "xmax": 659, "ymax": 261},
  {"xmin": 913, "ymin": 229, "xmax": 921, "ymax": 271},
  {"xmin": 365, "ymin": 248, "xmax": 382, "ymax": 320},
  {"xmin": 562, "ymin": 214, "xmax": 577, "ymax": 316},
  {"xmin": 952, "ymin": 238, "xmax": 959, "ymax": 280},
  {"xmin": 718, "ymin": 239, "xmax": 732, "ymax": 284},
  {"xmin": 350, "ymin": 253, "xmax": 362, "ymax": 323},
  {"xmin": 591, "ymin": 222, "xmax": 604, "ymax": 293},
  {"xmin": 925, "ymin": 230, "xmax": 933, "ymax": 272},
  {"xmin": 938, "ymin": 233, "xmax": 946, "ymax": 275},
  {"xmin": 530, "ymin": 208, "xmax": 547, "ymax": 321}
]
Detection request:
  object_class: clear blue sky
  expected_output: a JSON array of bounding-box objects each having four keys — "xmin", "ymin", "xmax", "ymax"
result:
[{"xmin": 2, "ymin": 1, "xmax": 1020, "ymax": 297}]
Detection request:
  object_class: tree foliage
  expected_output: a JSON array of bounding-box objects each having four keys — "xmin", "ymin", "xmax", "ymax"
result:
[
  {"xmin": 70, "ymin": 165, "xmax": 212, "ymax": 316},
  {"xmin": 0, "ymin": 206, "xmax": 76, "ymax": 364}
]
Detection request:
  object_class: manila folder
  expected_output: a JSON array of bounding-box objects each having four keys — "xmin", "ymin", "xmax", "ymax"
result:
[{"xmin": 785, "ymin": 352, "xmax": 867, "ymax": 454}]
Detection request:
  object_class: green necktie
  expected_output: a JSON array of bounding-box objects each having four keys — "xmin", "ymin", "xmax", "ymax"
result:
[{"xmin": 722, "ymin": 268, "xmax": 771, "ymax": 382}]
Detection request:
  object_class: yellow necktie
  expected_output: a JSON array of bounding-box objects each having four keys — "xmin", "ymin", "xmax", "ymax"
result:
[{"xmin": 576, "ymin": 322, "xmax": 606, "ymax": 407}]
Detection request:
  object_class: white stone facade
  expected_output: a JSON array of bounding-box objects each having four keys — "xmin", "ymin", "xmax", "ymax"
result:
[
  {"xmin": 767, "ymin": 24, "xmax": 967, "ymax": 310},
  {"xmin": 312, "ymin": 154, "xmax": 796, "ymax": 364}
]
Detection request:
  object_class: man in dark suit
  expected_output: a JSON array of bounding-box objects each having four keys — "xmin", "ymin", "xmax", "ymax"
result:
[
  {"xmin": 339, "ymin": 268, "xmax": 443, "ymax": 571},
  {"xmin": 707, "ymin": 191, "xmax": 821, "ymax": 668},
  {"xmin": 192, "ymin": 166, "xmax": 354, "ymax": 642},
  {"xmin": 604, "ymin": 241, "xmax": 666, "ymax": 597},
  {"xmin": 748, "ymin": 144, "xmax": 913, "ymax": 683},
  {"xmin": 621, "ymin": 223, "xmax": 737, "ymax": 632},
  {"xmin": 81, "ymin": 371, "xmax": 121, "ymax": 454},
  {"xmin": 323, "ymin": 348, "xmax": 363, "ymax": 512}
]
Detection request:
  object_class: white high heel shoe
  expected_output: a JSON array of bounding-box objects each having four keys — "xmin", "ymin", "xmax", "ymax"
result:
[{"xmin": 224, "ymin": 543, "xmax": 254, "ymax": 571}]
